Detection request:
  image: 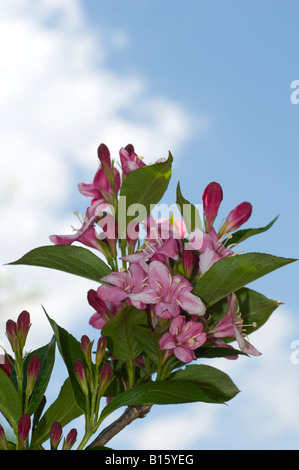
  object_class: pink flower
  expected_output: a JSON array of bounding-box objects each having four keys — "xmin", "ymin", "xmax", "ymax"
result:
[
  {"xmin": 198, "ymin": 227, "xmax": 234, "ymax": 275},
  {"xmin": 147, "ymin": 261, "xmax": 206, "ymax": 319},
  {"xmin": 87, "ymin": 289, "xmax": 122, "ymax": 329},
  {"xmin": 122, "ymin": 215, "xmax": 181, "ymax": 272},
  {"xmin": 211, "ymin": 294, "xmax": 261, "ymax": 356},
  {"xmin": 159, "ymin": 315, "xmax": 207, "ymax": 362},
  {"xmin": 97, "ymin": 264, "xmax": 156, "ymax": 310},
  {"xmin": 78, "ymin": 144, "xmax": 121, "ymax": 205},
  {"xmin": 49, "ymin": 203, "xmax": 107, "ymax": 252},
  {"xmin": 119, "ymin": 144, "xmax": 146, "ymax": 175},
  {"xmin": 202, "ymin": 182, "xmax": 223, "ymax": 232}
]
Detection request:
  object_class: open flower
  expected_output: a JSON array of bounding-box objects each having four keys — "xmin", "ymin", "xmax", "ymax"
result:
[
  {"xmin": 97, "ymin": 264, "xmax": 156, "ymax": 310},
  {"xmin": 211, "ymin": 293, "xmax": 261, "ymax": 356},
  {"xmin": 159, "ymin": 315, "xmax": 207, "ymax": 362},
  {"xmin": 148, "ymin": 261, "xmax": 206, "ymax": 319}
]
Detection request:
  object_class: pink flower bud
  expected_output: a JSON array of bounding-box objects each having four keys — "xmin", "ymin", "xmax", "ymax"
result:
[
  {"xmin": 97, "ymin": 143, "xmax": 111, "ymax": 169},
  {"xmin": 99, "ymin": 363, "xmax": 112, "ymax": 395},
  {"xmin": 62, "ymin": 428, "xmax": 77, "ymax": 450},
  {"xmin": 202, "ymin": 182, "xmax": 223, "ymax": 232},
  {"xmin": 80, "ymin": 335, "xmax": 93, "ymax": 365},
  {"xmin": 74, "ymin": 359, "xmax": 89, "ymax": 394},
  {"xmin": 27, "ymin": 354, "xmax": 41, "ymax": 380},
  {"xmin": 0, "ymin": 354, "xmax": 13, "ymax": 377},
  {"xmin": 50, "ymin": 421, "xmax": 62, "ymax": 450},
  {"xmin": 26, "ymin": 354, "xmax": 41, "ymax": 396},
  {"xmin": 221, "ymin": 201, "xmax": 252, "ymax": 234},
  {"xmin": 18, "ymin": 414, "xmax": 31, "ymax": 444},
  {"xmin": 6, "ymin": 320, "xmax": 18, "ymax": 351},
  {"xmin": 17, "ymin": 311, "xmax": 31, "ymax": 350},
  {"xmin": 0, "ymin": 424, "xmax": 8, "ymax": 450},
  {"xmin": 181, "ymin": 249, "xmax": 199, "ymax": 280},
  {"xmin": 96, "ymin": 336, "xmax": 107, "ymax": 366}
]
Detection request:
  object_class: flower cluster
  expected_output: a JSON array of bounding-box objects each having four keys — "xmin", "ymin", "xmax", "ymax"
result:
[{"xmin": 50, "ymin": 144, "xmax": 259, "ymax": 366}]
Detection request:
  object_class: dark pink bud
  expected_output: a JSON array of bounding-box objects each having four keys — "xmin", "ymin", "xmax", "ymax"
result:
[
  {"xmin": 50, "ymin": 421, "xmax": 63, "ymax": 450},
  {"xmin": 0, "ymin": 354, "xmax": 13, "ymax": 378},
  {"xmin": 6, "ymin": 320, "xmax": 18, "ymax": 351},
  {"xmin": 17, "ymin": 311, "xmax": 31, "ymax": 350},
  {"xmin": 202, "ymin": 182, "xmax": 223, "ymax": 232},
  {"xmin": 0, "ymin": 424, "xmax": 8, "ymax": 450},
  {"xmin": 96, "ymin": 336, "xmax": 107, "ymax": 366},
  {"xmin": 222, "ymin": 202, "xmax": 252, "ymax": 234},
  {"xmin": 97, "ymin": 143, "xmax": 111, "ymax": 169},
  {"xmin": 181, "ymin": 249, "xmax": 199, "ymax": 280},
  {"xmin": 27, "ymin": 355, "xmax": 41, "ymax": 381},
  {"xmin": 18, "ymin": 414, "xmax": 31, "ymax": 444},
  {"xmin": 80, "ymin": 335, "xmax": 93, "ymax": 365},
  {"xmin": 62, "ymin": 428, "xmax": 77, "ymax": 450},
  {"xmin": 100, "ymin": 363, "xmax": 112, "ymax": 391},
  {"xmin": 74, "ymin": 359, "xmax": 89, "ymax": 394}
]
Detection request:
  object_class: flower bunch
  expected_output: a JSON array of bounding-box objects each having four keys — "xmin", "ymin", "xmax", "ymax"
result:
[{"xmin": 1, "ymin": 144, "xmax": 295, "ymax": 450}]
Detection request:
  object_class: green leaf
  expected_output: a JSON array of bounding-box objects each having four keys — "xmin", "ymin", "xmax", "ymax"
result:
[
  {"xmin": 100, "ymin": 365, "xmax": 239, "ymax": 421},
  {"xmin": 23, "ymin": 336, "xmax": 56, "ymax": 415},
  {"xmin": 8, "ymin": 245, "xmax": 111, "ymax": 282},
  {"xmin": 118, "ymin": 152, "xmax": 173, "ymax": 236},
  {"xmin": 193, "ymin": 252, "xmax": 296, "ymax": 307},
  {"xmin": 31, "ymin": 378, "xmax": 82, "ymax": 447},
  {"xmin": 176, "ymin": 181, "xmax": 203, "ymax": 233},
  {"xmin": 169, "ymin": 364, "xmax": 239, "ymax": 403},
  {"xmin": 45, "ymin": 312, "xmax": 86, "ymax": 412},
  {"xmin": 0, "ymin": 368, "xmax": 22, "ymax": 432},
  {"xmin": 206, "ymin": 287, "xmax": 281, "ymax": 336},
  {"xmin": 102, "ymin": 306, "xmax": 147, "ymax": 361},
  {"xmin": 133, "ymin": 325, "xmax": 162, "ymax": 364},
  {"xmin": 227, "ymin": 216, "xmax": 279, "ymax": 246}
]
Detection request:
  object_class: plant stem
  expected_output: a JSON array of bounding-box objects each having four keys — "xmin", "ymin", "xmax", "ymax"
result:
[{"xmin": 86, "ymin": 405, "xmax": 152, "ymax": 449}]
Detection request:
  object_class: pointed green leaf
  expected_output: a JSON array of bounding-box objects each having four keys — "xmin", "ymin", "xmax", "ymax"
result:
[
  {"xmin": 102, "ymin": 306, "xmax": 147, "ymax": 361},
  {"xmin": 45, "ymin": 312, "xmax": 86, "ymax": 412},
  {"xmin": 176, "ymin": 181, "xmax": 203, "ymax": 233},
  {"xmin": 227, "ymin": 216, "xmax": 279, "ymax": 246},
  {"xmin": 169, "ymin": 364, "xmax": 239, "ymax": 403},
  {"xmin": 118, "ymin": 152, "xmax": 173, "ymax": 236},
  {"xmin": 31, "ymin": 378, "xmax": 82, "ymax": 447},
  {"xmin": 8, "ymin": 245, "xmax": 111, "ymax": 282},
  {"xmin": 0, "ymin": 368, "xmax": 22, "ymax": 432},
  {"xmin": 100, "ymin": 365, "xmax": 239, "ymax": 421},
  {"xmin": 193, "ymin": 252, "xmax": 296, "ymax": 307}
]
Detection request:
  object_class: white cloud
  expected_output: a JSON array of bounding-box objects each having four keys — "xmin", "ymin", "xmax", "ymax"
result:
[{"xmin": 0, "ymin": 0, "xmax": 208, "ymax": 345}]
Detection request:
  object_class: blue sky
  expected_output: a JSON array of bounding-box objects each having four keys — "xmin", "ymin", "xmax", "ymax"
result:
[{"xmin": 0, "ymin": 0, "xmax": 298, "ymax": 450}]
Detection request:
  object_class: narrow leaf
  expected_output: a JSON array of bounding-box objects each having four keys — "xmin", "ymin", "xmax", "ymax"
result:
[
  {"xmin": 176, "ymin": 181, "xmax": 203, "ymax": 233},
  {"xmin": 118, "ymin": 152, "xmax": 173, "ymax": 236},
  {"xmin": 45, "ymin": 312, "xmax": 86, "ymax": 412},
  {"xmin": 227, "ymin": 216, "xmax": 279, "ymax": 246},
  {"xmin": 8, "ymin": 245, "xmax": 111, "ymax": 282}
]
